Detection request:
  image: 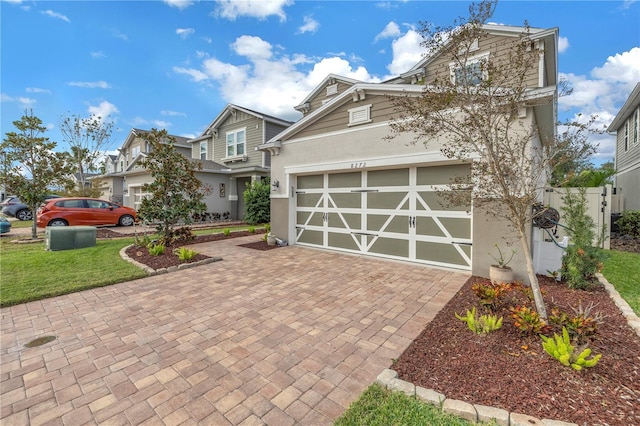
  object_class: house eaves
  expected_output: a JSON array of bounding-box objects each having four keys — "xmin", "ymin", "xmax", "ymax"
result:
[
  {"xmin": 399, "ymin": 24, "xmax": 558, "ymax": 86},
  {"xmin": 608, "ymin": 83, "xmax": 640, "ymax": 132},
  {"xmin": 293, "ymin": 74, "xmax": 364, "ymax": 113},
  {"xmin": 261, "ymin": 83, "xmax": 424, "ymax": 147},
  {"xmin": 198, "ymin": 104, "xmax": 293, "ymax": 139}
]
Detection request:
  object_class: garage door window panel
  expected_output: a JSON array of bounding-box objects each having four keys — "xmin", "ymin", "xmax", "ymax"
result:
[
  {"xmin": 417, "ymin": 164, "xmax": 471, "ymax": 185},
  {"xmin": 367, "ymin": 192, "xmax": 409, "ymax": 210},
  {"xmin": 418, "ymin": 191, "xmax": 469, "ymax": 212},
  {"xmin": 367, "ymin": 169, "xmax": 409, "ymax": 187},
  {"xmin": 329, "ymin": 172, "xmax": 361, "ymax": 188},
  {"xmin": 328, "ymin": 212, "xmax": 360, "ymax": 229},
  {"xmin": 298, "ymin": 174, "xmax": 324, "ymax": 189},
  {"xmin": 438, "ymin": 217, "xmax": 471, "ymax": 239},
  {"xmin": 329, "ymin": 192, "xmax": 361, "ymax": 209}
]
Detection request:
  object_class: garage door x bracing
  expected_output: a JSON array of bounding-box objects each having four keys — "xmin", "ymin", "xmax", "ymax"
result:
[{"xmin": 295, "ymin": 164, "xmax": 472, "ymax": 270}]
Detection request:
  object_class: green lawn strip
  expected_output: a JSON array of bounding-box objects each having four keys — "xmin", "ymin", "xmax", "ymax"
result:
[
  {"xmin": 0, "ymin": 238, "xmax": 146, "ymax": 307},
  {"xmin": 335, "ymin": 383, "xmax": 489, "ymax": 426},
  {"xmin": 601, "ymin": 249, "xmax": 640, "ymax": 315},
  {"xmin": 6, "ymin": 220, "xmax": 34, "ymax": 229}
]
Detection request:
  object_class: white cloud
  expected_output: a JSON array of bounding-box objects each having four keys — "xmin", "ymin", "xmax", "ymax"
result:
[
  {"xmin": 559, "ymin": 47, "xmax": 640, "ymax": 162},
  {"xmin": 26, "ymin": 87, "xmax": 52, "ymax": 94},
  {"xmin": 91, "ymin": 51, "xmax": 106, "ymax": 59},
  {"xmin": 173, "ymin": 66, "xmax": 209, "ymax": 82},
  {"xmin": 558, "ymin": 36, "xmax": 569, "ymax": 54},
  {"xmin": 88, "ymin": 101, "xmax": 119, "ymax": 122},
  {"xmin": 375, "ymin": 21, "xmax": 401, "ymax": 42},
  {"xmin": 1, "ymin": 93, "xmax": 37, "ymax": 107},
  {"xmin": 297, "ymin": 16, "xmax": 319, "ymax": 34},
  {"xmin": 214, "ymin": 0, "xmax": 293, "ymax": 22},
  {"xmin": 176, "ymin": 28, "xmax": 195, "ymax": 39},
  {"xmin": 153, "ymin": 120, "xmax": 172, "ymax": 128},
  {"xmin": 161, "ymin": 110, "xmax": 187, "ymax": 117},
  {"xmin": 173, "ymin": 35, "xmax": 383, "ymax": 121},
  {"xmin": 163, "ymin": 0, "xmax": 193, "ymax": 9},
  {"xmin": 111, "ymin": 29, "xmax": 129, "ymax": 41},
  {"xmin": 386, "ymin": 29, "xmax": 424, "ymax": 76},
  {"xmin": 68, "ymin": 81, "xmax": 111, "ymax": 89},
  {"xmin": 41, "ymin": 9, "xmax": 70, "ymax": 22},
  {"xmin": 231, "ymin": 35, "xmax": 273, "ymax": 61}
]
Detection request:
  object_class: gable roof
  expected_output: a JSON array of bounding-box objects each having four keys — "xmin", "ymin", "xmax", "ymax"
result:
[
  {"xmin": 398, "ymin": 24, "xmax": 558, "ymax": 86},
  {"xmin": 119, "ymin": 128, "xmax": 191, "ymax": 152},
  {"xmin": 261, "ymin": 81, "xmax": 424, "ymax": 146},
  {"xmin": 293, "ymin": 74, "xmax": 363, "ymax": 113},
  {"xmin": 608, "ymin": 83, "xmax": 640, "ymax": 132},
  {"xmin": 195, "ymin": 104, "xmax": 294, "ymax": 140}
]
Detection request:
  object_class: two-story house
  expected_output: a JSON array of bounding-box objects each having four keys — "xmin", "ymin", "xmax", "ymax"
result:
[
  {"xmin": 100, "ymin": 105, "xmax": 292, "ymax": 220},
  {"xmin": 259, "ymin": 24, "xmax": 558, "ymax": 280},
  {"xmin": 609, "ymin": 83, "xmax": 640, "ymax": 211}
]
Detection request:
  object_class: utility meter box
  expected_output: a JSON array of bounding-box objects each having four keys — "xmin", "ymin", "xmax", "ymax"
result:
[{"xmin": 45, "ymin": 226, "xmax": 97, "ymax": 251}]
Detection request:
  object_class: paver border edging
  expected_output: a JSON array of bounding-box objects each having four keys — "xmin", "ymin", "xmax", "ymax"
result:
[
  {"xmin": 375, "ymin": 369, "xmax": 576, "ymax": 426},
  {"xmin": 119, "ymin": 244, "xmax": 222, "ymax": 276},
  {"xmin": 373, "ymin": 274, "xmax": 640, "ymax": 426}
]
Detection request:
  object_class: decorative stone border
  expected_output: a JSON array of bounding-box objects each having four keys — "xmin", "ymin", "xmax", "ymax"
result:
[
  {"xmin": 375, "ymin": 368, "xmax": 577, "ymax": 426},
  {"xmin": 119, "ymin": 244, "xmax": 222, "ymax": 276},
  {"xmin": 375, "ymin": 275, "xmax": 640, "ymax": 426},
  {"xmin": 597, "ymin": 273, "xmax": 640, "ymax": 337}
]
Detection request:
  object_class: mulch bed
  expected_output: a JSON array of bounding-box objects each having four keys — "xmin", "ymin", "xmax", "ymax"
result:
[
  {"xmin": 112, "ymin": 229, "xmax": 278, "ymax": 271},
  {"xmin": 393, "ymin": 275, "xmax": 640, "ymax": 425}
]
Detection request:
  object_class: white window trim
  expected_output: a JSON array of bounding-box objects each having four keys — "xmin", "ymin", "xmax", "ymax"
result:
[
  {"xmin": 633, "ymin": 108, "xmax": 639, "ymax": 146},
  {"xmin": 348, "ymin": 104, "xmax": 372, "ymax": 126},
  {"xmin": 200, "ymin": 141, "xmax": 207, "ymax": 160},
  {"xmin": 449, "ymin": 51, "xmax": 490, "ymax": 86},
  {"xmin": 225, "ymin": 127, "xmax": 247, "ymax": 160},
  {"xmin": 624, "ymin": 120, "xmax": 629, "ymax": 152},
  {"xmin": 326, "ymin": 84, "xmax": 338, "ymax": 96}
]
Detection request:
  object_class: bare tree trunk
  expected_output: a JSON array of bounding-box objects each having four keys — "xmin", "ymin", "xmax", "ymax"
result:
[{"xmin": 517, "ymin": 225, "xmax": 547, "ymax": 319}]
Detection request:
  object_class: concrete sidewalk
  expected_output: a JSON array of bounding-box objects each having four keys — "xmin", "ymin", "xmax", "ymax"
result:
[{"xmin": 0, "ymin": 235, "xmax": 468, "ymax": 425}]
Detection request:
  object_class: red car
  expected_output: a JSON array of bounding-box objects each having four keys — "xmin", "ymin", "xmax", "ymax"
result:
[{"xmin": 37, "ymin": 198, "xmax": 137, "ymax": 227}]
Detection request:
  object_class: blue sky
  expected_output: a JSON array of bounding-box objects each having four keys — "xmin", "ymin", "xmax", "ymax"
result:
[{"xmin": 1, "ymin": 0, "xmax": 639, "ymax": 164}]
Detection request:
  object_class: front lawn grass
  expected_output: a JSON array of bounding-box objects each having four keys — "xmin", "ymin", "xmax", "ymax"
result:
[
  {"xmin": 601, "ymin": 249, "xmax": 640, "ymax": 315},
  {"xmin": 335, "ymin": 383, "xmax": 485, "ymax": 426},
  {"xmin": 0, "ymin": 238, "xmax": 146, "ymax": 307}
]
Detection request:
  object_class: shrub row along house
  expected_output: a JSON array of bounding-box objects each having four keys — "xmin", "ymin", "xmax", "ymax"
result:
[{"xmin": 100, "ymin": 23, "xmax": 560, "ymax": 280}]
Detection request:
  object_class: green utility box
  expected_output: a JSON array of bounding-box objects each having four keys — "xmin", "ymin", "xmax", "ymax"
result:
[{"xmin": 45, "ymin": 226, "xmax": 97, "ymax": 251}]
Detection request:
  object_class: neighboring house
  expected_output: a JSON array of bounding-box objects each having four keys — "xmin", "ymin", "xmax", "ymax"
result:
[
  {"xmin": 99, "ymin": 105, "xmax": 292, "ymax": 220},
  {"xmin": 259, "ymin": 24, "xmax": 558, "ymax": 279},
  {"xmin": 187, "ymin": 104, "xmax": 293, "ymax": 219},
  {"xmin": 609, "ymin": 83, "xmax": 640, "ymax": 211}
]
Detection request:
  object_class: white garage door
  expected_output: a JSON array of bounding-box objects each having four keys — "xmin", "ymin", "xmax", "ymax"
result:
[{"xmin": 294, "ymin": 164, "xmax": 472, "ymax": 270}]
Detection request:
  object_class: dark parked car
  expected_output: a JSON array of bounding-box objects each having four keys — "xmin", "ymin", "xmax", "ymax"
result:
[
  {"xmin": 37, "ymin": 197, "xmax": 137, "ymax": 227},
  {"xmin": 1, "ymin": 195, "xmax": 61, "ymax": 221}
]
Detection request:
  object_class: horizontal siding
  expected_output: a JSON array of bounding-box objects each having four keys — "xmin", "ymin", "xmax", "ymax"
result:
[
  {"xmin": 616, "ymin": 109, "xmax": 640, "ymax": 171},
  {"xmin": 423, "ymin": 33, "xmax": 539, "ymax": 89},
  {"xmin": 212, "ymin": 111, "xmax": 263, "ymax": 169},
  {"xmin": 307, "ymin": 81, "xmax": 355, "ymax": 114},
  {"xmin": 290, "ymin": 94, "xmax": 399, "ymax": 140}
]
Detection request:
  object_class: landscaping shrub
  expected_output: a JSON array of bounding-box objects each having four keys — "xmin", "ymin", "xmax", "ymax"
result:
[
  {"xmin": 617, "ymin": 210, "xmax": 640, "ymax": 238},
  {"xmin": 243, "ymin": 178, "xmax": 270, "ymax": 225},
  {"xmin": 560, "ymin": 189, "xmax": 606, "ymax": 289}
]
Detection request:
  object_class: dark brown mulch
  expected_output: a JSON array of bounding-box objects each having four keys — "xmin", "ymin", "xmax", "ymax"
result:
[
  {"xmin": 237, "ymin": 240, "xmax": 280, "ymax": 251},
  {"xmin": 610, "ymin": 236, "xmax": 640, "ymax": 254},
  {"xmin": 121, "ymin": 229, "xmax": 271, "ymax": 271},
  {"xmin": 393, "ymin": 275, "xmax": 640, "ymax": 426}
]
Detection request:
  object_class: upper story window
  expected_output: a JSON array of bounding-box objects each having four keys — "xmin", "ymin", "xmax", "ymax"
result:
[
  {"xmin": 624, "ymin": 120, "xmax": 629, "ymax": 152},
  {"xmin": 634, "ymin": 108, "xmax": 639, "ymax": 146},
  {"xmin": 450, "ymin": 52, "xmax": 489, "ymax": 87},
  {"xmin": 348, "ymin": 104, "xmax": 372, "ymax": 126},
  {"xmin": 132, "ymin": 146, "xmax": 140, "ymax": 158},
  {"xmin": 226, "ymin": 128, "xmax": 246, "ymax": 157},
  {"xmin": 200, "ymin": 141, "xmax": 207, "ymax": 160}
]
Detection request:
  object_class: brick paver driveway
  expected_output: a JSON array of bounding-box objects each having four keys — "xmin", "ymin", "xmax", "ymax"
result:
[{"xmin": 1, "ymin": 235, "xmax": 468, "ymax": 425}]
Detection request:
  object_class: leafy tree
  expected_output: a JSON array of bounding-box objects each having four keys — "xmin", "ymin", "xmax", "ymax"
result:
[
  {"xmin": 554, "ymin": 161, "xmax": 615, "ymax": 188},
  {"xmin": 243, "ymin": 178, "xmax": 271, "ymax": 225},
  {"xmin": 1, "ymin": 111, "xmax": 74, "ymax": 238},
  {"xmin": 136, "ymin": 129, "xmax": 207, "ymax": 244},
  {"xmin": 386, "ymin": 0, "xmax": 599, "ymax": 318},
  {"xmin": 59, "ymin": 113, "xmax": 113, "ymax": 196}
]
